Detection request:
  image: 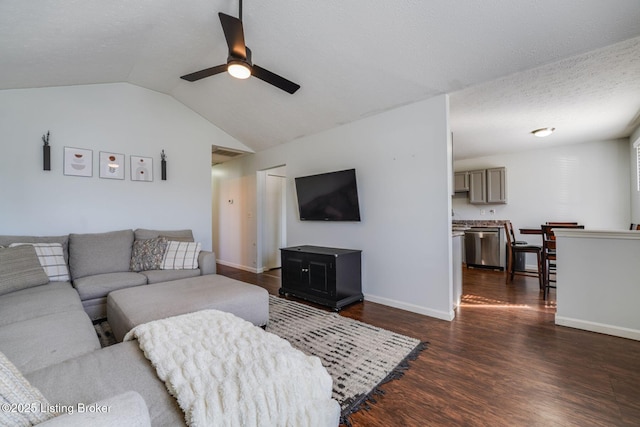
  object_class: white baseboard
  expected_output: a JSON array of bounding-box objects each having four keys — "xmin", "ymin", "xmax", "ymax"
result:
[
  {"xmin": 364, "ymin": 293, "xmax": 455, "ymax": 321},
  {"xmin": 216, "ymin": 259, "xmax": 260, "ymax": 274},
  {"xmin": 214, "ymin": 264, "xmax": 454, "ymax": 322},
  {"xmin": 555, "ymin": 316, "xmax": 640, "ymax": 341}
]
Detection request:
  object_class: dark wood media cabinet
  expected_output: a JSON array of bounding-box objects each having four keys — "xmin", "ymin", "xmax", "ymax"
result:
[{"xmin": 279, "ymin": 245, "xmax": 363, "ymax": 311}]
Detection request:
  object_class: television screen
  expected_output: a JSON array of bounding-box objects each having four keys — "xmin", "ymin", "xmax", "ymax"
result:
[{"xmin": 294, "ymin": 169, "xmax": 361, "ymax": 221}]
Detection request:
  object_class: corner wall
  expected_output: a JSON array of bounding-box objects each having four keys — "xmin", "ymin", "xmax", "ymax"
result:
[
  {"xmin": 213, "ymin": 95, "xmax": 454, "ymax": 320},
  {"xmin": 0, "ymin": 83, "xmax": 248, "ymax": 249}
]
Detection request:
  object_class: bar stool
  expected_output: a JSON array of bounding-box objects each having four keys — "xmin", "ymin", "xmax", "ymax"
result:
[
  {"xmin": 504, "ymin": 221, "xmax": 543, "ymax": 289},
  {"xmin": 541, "ymin": 224, "xmax": 585, "ymax": 299}
]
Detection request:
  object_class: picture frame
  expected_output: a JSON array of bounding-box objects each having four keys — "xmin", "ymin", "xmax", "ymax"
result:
[
  {"xmin": 130, "ymin": 155, "xmax": 153, "ymax": 182},
  {"xmin": 99, "ymin": 151, "xmax": 125, "ymax": 180},
  {"xmin": 63, "ymin": 147, "xmax": 93, "ymax": 177}
]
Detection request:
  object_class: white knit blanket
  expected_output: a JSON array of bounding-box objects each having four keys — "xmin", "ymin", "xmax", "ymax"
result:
[{"xmin": 124, "ymin": 310, "xmax": 340, "ymax": 427}]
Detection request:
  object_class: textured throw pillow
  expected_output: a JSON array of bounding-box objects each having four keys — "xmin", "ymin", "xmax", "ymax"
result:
[
  {"xmin": 130, "ymin": 237, "xmax": 168, "ymax": 272},
  {"xmin": 0, "ymin": 246, "xmax": 49, "ymax": 296},
  {"xmin": 161, "ymin": 241, "xmax": 201, "ymax": 270},
  {"xmin": 0, "ymin": 351, "xmax": 56, "ymax": 426},
  {"xmin": 9, "ymin": 243, "xmax": 70, "ymax": 282}
]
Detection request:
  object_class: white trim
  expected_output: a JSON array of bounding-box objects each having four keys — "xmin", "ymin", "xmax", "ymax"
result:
[
  {"xmin": 364, "ymin": 293, "xmax": 455, "ymax": 321},
  {"xmin": 216, "ymin": 259, "xmax": 260, "ymax": 273},
  {"xmin": 553, "ymin": 229, "xmax": 640, "ymax": 239},
  {"xmin": 555, "ymin": 316, "xmax": 640, "ymax": 341}
]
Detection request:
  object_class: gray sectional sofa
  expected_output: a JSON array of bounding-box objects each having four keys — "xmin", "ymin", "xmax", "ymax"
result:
[{"xmin": 0, "ymin": 228, "xmax": 268, "ymax": 426}]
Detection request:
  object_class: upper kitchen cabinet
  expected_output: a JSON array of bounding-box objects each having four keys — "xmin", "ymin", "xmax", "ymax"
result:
[
  {"xmin": 466, "ymin": 167, "xmax": 507, "ymax": 204},
  {"xmin": 468, "ymin": 170, "xmax": 486, "ymax": 204},
  {"xmin": 454, "ymin": 171, "xmax": 470, "ymax": 192},
  {"xmin": 486, "ymin": 167, "xmax": 507, "ymax": 204}
]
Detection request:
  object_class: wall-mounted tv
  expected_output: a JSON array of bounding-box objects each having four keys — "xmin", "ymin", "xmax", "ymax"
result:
[{"xmin": 294, "ymin": 168, "xmax": 361, "ymax": 221}]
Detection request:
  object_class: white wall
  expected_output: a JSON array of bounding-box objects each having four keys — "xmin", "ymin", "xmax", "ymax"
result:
[
  {"xmin": 631, "ymin": 128, "xmax": 640, "ymax": 223},
  {"xmin": 213, "ymin": 95, "xmax": 454, "ymax": 320},
  {"xmin": 453, "ymin": 139, "xmax": 631, "ymax": 245},
  {"xmin": 0, "ymin": 83, "xmax": 249, "ymax": 249},
  {"xmin": 555, "ymin": 229, "xmax": 640, "ymax": 341}
]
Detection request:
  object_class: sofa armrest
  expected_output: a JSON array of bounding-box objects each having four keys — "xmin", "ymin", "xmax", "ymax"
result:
[
  {"xmin": 36, "ymin": 391, "xmax": 150, "ymax": 427},
  {"xmin": 198, "ymin": 250, "xmax": 216, "ymax": 275}
]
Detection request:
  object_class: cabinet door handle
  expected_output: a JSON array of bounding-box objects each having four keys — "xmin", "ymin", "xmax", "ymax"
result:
[{"xmin": 302, "ymin": 268, "xmax": 309, "ymax": 272}]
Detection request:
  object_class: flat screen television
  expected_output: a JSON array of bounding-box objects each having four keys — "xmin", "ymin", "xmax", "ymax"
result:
[{"xmin": 294, "ymin": 168, "xmax": 361, "ymax": 221}]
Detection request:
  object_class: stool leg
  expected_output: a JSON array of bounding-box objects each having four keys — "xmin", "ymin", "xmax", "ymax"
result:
[{"xmin": 536, "ymin": 251, "xmax": 543, "ymax": 290}]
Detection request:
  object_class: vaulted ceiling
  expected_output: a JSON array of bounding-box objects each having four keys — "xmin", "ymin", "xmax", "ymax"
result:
[{"xmin": 2, "ymin": 0, "xmax": 640, "ymax": 159}]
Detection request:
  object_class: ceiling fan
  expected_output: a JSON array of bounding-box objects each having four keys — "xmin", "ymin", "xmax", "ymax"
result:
[{"xmin": 180, "ymin": 0, "xmax": 300, "ymax": 94}]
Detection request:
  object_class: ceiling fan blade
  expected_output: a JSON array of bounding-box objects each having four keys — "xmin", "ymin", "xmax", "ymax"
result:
[
  {"xmin": 252, "ymin": 65, "xmax": 300, "ymax": 94},
  {"xmin": 219, "ymin": 12, "xmax": 246, "ymax": 59},
  {"xmin": 180, "ymin": 64, "xmax": 227, "ymax": 82}
]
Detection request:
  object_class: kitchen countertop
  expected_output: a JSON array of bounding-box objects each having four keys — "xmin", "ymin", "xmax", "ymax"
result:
[{"xmin": 453, "ymin": 219, "xmax": 509, "ymax": 227}]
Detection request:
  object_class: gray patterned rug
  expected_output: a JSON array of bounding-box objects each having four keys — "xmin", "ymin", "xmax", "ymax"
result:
[
  {"xmin": 94, "ymin": 295, "xmax": 426, "ymax": 424},
  {"xmin": 266, "ymin": 296, "xmax": 426, "ymax": 424}
]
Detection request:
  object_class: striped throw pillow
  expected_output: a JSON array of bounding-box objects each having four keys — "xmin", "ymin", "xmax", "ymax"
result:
[
  {"xmin": 0, "ymin": 351, "xmax": 55, "ymax": 426},
  {"xmin": 161, "ymin": 241, "xmax": 201, "ymax": 270},
  {"xmin": 10, "ymin": 243, "xmax": 70, "ymax": 282}
]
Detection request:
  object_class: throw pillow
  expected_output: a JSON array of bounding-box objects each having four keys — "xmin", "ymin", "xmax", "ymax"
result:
[
  {"xmin": 130, "ymin": 237, "xmax": 168, "ymax": 272},
  {"xmin": 0, "ymin": 246, "xmax": 49, "ymax": 296},
  {"xmin": 161, "ymin": 241, "xmax": 201, "ymax": 270},
  {"xmin": 9, "ymin": 243, "xmax": 70, "ymax": 282},
  {"xmin": 0, "ymin": 351, "xmax": 56, "ymax": 426}
]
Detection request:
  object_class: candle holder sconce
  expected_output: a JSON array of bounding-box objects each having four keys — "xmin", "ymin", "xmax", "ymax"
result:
[
  {"xmin": 42, "ymin": 131, "xmax": 51, "ymax": 171},
  {"xmin": 161, "ymin": 150, "xmax": 167, "ymax": 180}
]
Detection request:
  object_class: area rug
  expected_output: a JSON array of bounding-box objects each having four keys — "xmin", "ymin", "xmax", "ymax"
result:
[
  {"xmin": 266, "ymin": 296, "xmax": 426, "ymax": 424},
  {"xmin": 93, "ymin": 296, "xmax": 426, "ymax": 424}
]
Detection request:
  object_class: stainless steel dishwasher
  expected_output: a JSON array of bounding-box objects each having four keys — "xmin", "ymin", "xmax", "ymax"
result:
[{"xmin": 464, "ymin": 227, "xmax": 506, "ymax": 270}]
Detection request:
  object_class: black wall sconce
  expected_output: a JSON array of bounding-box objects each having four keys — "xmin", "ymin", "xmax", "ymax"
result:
[
  {"xmin": 42, "ymin": 131, "xmax": 51, "ymax": 171},
  {"xmin": 161, "ymin": 150, "xmax": 167, "ymax": 180}
]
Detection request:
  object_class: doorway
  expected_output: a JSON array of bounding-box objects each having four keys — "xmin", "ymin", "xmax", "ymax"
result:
[{"xmin": 258, "ymin": 165, "xmax": 287, "ymax": 272}]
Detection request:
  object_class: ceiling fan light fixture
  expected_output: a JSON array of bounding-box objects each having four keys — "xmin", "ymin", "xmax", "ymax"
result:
[
  {"xmin": 227, "ymin": 61, "xmax": 251, "ymax": 79},
  {"xmin": 531, "ymin": 127, "xmax": 556, "ymax": 138}
]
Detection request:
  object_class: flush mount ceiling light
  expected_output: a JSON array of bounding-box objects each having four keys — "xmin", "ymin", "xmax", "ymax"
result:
[{"xmin": 531, "ymin": 127, "xmax": 556, "ymax": 138}]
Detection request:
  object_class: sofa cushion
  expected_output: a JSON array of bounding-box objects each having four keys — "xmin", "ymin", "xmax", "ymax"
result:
[
  {"xmin": 0, "ymin": 282, "xmax": 81, "ymax": 327},
  {"xmin": 130, "ymin": 237, "xmax": 168, "ymax": 272},
  {"xmin": 73, "ymin": 272, "xmax": 148, "ymax": 301},
  {"xmin": 0, "ymin": 351, "xmax": 54, "ymax": 426},
  {"xmin": 36, "ymin": 391, "xmax": 151, "ymax": 427},
  {"xmin": 10, "ymin": 242, "xmax": 70, "ymax": 282},
  {"xmin": 0, "ymin": 310, "xmax": 101, "ymax": 374},
  {"xmin": 140, "ymin": 269, "xmax": 200, "ymax": 284},
  {"xmin": 160, "ymin": 241, "xmax": 201, "ymax": 270},
  {"xmin": 0, "ymin": 245, "xmax": 49, "ymax": 296},
  {"xmin": 69, "ymin": 230, "xmax": 134, "ymax": 280},
  {"xmin": 26, "ymin": 341, "xmax": 185, "ymax": 427},
  {"xmin": 134, "ymin": 228, "xmax": 193, "ymax": 242},
  {"xmin": 0, "ymin": 235, "xmax": 69, "ymax": 263}
]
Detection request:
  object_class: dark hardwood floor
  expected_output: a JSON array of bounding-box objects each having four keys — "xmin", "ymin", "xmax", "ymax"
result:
[{"xmin": 217, "ymin": 264, "xmax": 640, "ymax": 427}]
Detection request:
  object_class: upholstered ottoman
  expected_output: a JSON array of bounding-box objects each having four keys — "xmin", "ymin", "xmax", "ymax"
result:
[{"xmin": 107, "ymin": 275, "xmax": 269, "ymax": 342}]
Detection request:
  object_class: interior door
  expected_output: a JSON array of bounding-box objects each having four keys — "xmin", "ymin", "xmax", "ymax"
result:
[{"xmin": 262, "ymin": 166, "xmax": 286, "ymax": 270}]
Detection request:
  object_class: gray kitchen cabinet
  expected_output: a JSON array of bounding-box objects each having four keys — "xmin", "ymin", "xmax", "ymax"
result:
[
  {"xmin": 467, "ymin": 167, "xmax": 507, "ymax": 204},
  {"xmin": 468, "ymin": 170, "xmax": 486, "ymax": 204},
  {"xmin": 454, "ymin": 171, "xmax": 470, "ymax": 192},
  {"xmin": 486, "ymin": 167, "xmax": 507, "ymax": 203}
]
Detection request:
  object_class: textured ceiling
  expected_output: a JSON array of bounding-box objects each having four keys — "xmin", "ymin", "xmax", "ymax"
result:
[{"xmin": 2, "ymin": 0, "xmax": 640, "ymax": 159}]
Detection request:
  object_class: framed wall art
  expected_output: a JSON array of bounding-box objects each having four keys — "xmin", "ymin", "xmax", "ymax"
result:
[
  {"xmin": 63, "ymin": 147, "xmax": 93, "ymax": 177},
  {"xmin": 131, "ymin": 155, "xmax": 153, "ymax": 182},
  {"xmin": 99, "ymin": 151, "xmax": 125, "ymax": 180}
]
